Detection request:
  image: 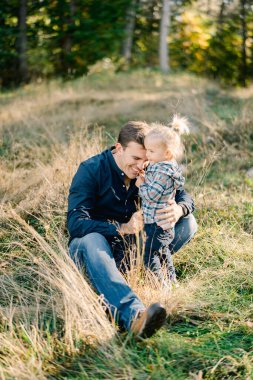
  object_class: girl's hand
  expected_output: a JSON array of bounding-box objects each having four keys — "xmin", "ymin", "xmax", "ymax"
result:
[{"xmin": 135, "ymin": 174, "xmax": 145, "ymax": 188}]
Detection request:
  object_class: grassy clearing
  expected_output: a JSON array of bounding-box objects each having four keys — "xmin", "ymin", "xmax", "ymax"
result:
[{"xmin": 0, "ymin": 70, "xmax": 253, "ymax": 379}]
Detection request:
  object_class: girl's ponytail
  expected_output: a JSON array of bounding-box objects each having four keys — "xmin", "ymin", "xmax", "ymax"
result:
[{"xmin": 170, "ymin": 114, "xmax": 190, "ymax": 135}]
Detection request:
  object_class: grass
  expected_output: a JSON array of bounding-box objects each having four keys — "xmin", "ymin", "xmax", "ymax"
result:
[{"xmin": 0, "ymin": 70, "xmax": 253, "ymax": 379}]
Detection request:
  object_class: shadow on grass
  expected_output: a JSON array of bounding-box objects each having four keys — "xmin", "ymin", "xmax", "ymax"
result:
[{"xmin": 47, "ymin": 311, "xmax": 253, "ymax": 380}]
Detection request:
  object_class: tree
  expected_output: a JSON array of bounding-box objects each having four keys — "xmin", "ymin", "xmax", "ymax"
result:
[
  {"xmin": 0, "ymin": 2, "xmax": 18, "ymax": 86},
  {"xmin": 217, "ymin": 0, "xmax": 226, "ymax": 28},
  {"xmin": 121, "ymin": 0, "xmax": 138, "ymax": 64},
  {"xmin": 159, "ymin": 0, "xmax": 170, "ymax": 72},
  {"xmin": 240, "ymin": 0, "xmax": 247, "ymax": 86},
  {"xmin": 1, "ymin": 0, "xmax": 253, "ymax": 87},
  {"xmin": 44, "ymin": 0, "xmax": 129, "ymax": 77},
  {"xmin": 60, "ymin": 0, "xmax": 76, "ymax": 74},
  {"xmin": 16, "ymin": 0, "xmax": 28, "ymax": 83}
]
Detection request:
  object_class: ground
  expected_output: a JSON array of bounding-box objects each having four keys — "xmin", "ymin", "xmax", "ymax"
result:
[{"xmin": 0, "ymin": 69, "xmax": 253, "ymax": 379}]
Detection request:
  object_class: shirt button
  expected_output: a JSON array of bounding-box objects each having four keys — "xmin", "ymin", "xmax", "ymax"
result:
[
  {"xmin": 123, "ymin": 185, "xmax": 125, "ymax": 187},
  {"xmin": 121, "ymin": 173, "xmax": 124, "ymax": 176}
]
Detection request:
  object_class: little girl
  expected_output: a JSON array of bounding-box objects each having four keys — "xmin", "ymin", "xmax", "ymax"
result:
[{"xmin": 135, "ymin": 115, "xmax": 189, "ymax": 288}]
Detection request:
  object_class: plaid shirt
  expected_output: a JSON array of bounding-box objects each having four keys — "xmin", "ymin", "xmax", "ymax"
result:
[{"xmin": 139, "ymin": 161, "xmax": 185, "ymax": 224}]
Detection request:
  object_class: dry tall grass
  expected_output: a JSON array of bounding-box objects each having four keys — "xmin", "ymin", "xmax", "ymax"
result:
[{"xmin": 0, "ymin": 71, "xmax": 252, "ymax": 379}]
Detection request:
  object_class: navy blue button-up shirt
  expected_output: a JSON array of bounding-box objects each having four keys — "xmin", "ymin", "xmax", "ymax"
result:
[{"xmin": 67, "ymin": 148, "xmax": 195, "ymax": 243}]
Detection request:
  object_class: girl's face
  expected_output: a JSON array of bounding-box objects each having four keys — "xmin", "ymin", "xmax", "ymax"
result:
[{"xmin": 144, "ymin": 136, "xmax": 172, "ymax": 165}]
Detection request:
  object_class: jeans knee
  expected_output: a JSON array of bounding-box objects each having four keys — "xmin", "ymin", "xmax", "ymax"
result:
[
  {"xmin": 171, "ymin": 214, "xmax": 198, "ymax": 254},
  {"xmin": 188, "ymin": 214, "xmax": 198, "ymax": 239},
  {"xmin": 69, "ymin": 232, "xmax": 111, "ymax": 269},
  {"xmin": 82, "ymin": 232, "xmax": 108, "ymax": 250},
  {"xmin": 70, "ymin": 232, "xmax": 107, "ymax": 250}
]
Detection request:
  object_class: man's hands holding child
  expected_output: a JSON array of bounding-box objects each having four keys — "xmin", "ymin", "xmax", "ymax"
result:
[
  {"xmin": 118, "ymin": 200, "xmax": 184, "ymax": 235},
  {"xmin": 156, "ymin": 199, "xmax": 184, "ymax": 230},
  {"xmin": 118, "ymin": 210, "xmax": 144, "ymax": 235}
]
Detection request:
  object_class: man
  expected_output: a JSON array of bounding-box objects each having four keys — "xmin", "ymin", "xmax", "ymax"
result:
[{"xmin": 67, "ymin": 121, "xmax": 197, "ymax": 338}]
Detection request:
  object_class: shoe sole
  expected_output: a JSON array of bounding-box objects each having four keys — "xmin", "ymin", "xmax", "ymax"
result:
[{"xmin": 141, "ymin": 303, "xmax": 167, "ymax": 338}]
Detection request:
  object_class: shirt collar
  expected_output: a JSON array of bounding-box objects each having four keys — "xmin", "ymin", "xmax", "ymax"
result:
[{"xmin": 108, "ymin": 147, "xmax": 125, "ymax": 179}]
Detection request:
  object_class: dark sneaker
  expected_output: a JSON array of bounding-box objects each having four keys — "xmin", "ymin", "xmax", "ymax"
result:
[{"xmin": 130, "ymin": 302, "xmax": 167, "ymax": 338}]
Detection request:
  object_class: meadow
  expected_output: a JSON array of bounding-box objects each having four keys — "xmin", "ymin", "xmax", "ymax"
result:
[{"xmin": 0, "ymin": 69, "xmax": 253, "ymax": 379}]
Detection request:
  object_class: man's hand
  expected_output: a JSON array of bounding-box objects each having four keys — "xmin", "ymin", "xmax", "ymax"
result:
[
  {"xmin": 118, "ymin": 210, "xmax": 144, "ymax": 235},
  {"xmin": 156, "ymin": 199, "xmax": 184, "ymax": 230}
]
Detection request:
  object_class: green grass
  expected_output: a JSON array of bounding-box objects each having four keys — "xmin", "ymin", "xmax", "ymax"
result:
[
  {"xmin": 0, "ymin": 70, "xmax": 253, "ymax": 379},
  {"xmin": 53, "ymin": 323, "xmax": 253, "ymax": 379}
]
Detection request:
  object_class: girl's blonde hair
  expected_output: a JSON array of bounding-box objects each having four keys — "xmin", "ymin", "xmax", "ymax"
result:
[{"xmin": 146, "ymin": 115, "xmax": 189, "ymax": 161}]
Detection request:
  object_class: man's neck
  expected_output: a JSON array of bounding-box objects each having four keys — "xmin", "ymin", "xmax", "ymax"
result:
[
  {"xmin": 112, "ymin": 149, "xmax": 120, "ymax": 167},
  {"xmin": 124, "ymin": 176, "xmax": 131, "ymax": 188}
]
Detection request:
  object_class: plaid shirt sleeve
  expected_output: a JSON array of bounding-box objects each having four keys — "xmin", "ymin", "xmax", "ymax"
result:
[{"xmin": 139, "ymin": 170, "xmax": 172, "ymax": 202}]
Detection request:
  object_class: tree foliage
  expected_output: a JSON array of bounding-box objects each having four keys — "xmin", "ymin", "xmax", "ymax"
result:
[{"xmin": 0, "ymin": 0, "xmax": 253, "ymax": 87}]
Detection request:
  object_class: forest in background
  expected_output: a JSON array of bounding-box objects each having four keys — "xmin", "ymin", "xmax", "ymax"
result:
[{"xmin": 1, "ymin": 0, "xmax": 253, "ymax": 88}]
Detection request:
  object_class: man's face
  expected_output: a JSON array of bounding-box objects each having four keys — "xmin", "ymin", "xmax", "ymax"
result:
[{"xmin": 116, "ymin": 141, "xmax": 148, "ymax": 179}]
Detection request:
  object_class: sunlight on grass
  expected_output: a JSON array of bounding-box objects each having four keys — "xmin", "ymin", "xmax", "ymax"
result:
[{"xmin": 0, "ymin": 70, "xmax": 252, "ymax": 379}]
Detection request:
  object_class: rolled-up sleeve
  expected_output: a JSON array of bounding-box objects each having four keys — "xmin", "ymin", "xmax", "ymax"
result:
[{"xmin": 175, "ymin": 187, "xmax": 195, "ymax": 215}]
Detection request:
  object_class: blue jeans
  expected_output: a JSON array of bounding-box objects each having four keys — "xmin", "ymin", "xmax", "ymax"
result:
[
  {"xmin": 144, "ymin": 223, "xmax": 176, "ymax": 281},
  {"xmin": 69, "ymin": 214, "xmax": 197, "ymax": 330}
]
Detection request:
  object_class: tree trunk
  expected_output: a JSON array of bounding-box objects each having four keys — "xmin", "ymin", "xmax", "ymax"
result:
[
  {"xmin": 121, "ymin": 0, "xmax": 137, "ymax": 64},
  {"xmin": 61, "ymin": 0, "xmax": 76, "ymax": 73},
  {"xmin": 217, "ymin": 0, "xmax": 225, "ymax": 29},
  {"xmin": 159, "ymin": 0, "xmax": 170, "ymax": 73},
  {"xmin": 206, "ymin": 0, "xmax": 211, "ymax": 15},
  {"xmin": 240, "ymin": 0, "xmax": 247, "ymax": 87},
  {"xmin": 16, "ymin": 0, "xmax": 28, "ymax": 83},
  {"xmin": 251, "ymin": 30, "xmax": 253, "ymax": 79}
]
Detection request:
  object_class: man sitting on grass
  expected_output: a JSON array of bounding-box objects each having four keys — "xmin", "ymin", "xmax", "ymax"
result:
[{"xmin": 67, "ymin": 121, "xmax": 197, "ymax": 338}]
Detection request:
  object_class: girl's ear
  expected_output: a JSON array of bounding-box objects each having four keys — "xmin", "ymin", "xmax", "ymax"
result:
[{"xmin": 166, "ymin": 149, "xmax": 173, "ymax": 160}]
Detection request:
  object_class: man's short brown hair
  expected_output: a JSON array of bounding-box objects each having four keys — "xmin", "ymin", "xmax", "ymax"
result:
[{"xmin": 118, "ymin": 121, "xmax": 149, "ymax": 148}]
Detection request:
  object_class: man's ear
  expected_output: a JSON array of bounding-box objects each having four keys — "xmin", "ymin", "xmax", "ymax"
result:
[{"xmin": 115, "ymin": 142, "xmax": 124, "ymax": 154}]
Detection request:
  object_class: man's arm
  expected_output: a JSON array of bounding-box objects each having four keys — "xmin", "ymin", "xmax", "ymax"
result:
[
  {"xmin": 175, "ymin": 187, "xmax": 195, "ymax": 215},
  {"xmin": 67, "ymin": 161, "xmax": 143, "ymax": 240},
  {"xmin": 67, "ymin": 162, "xmax": 120, "ymax": 240},
  {"xmin": 156, "ymin": 187, "xmax": 195, "ymax": 229},
  {"xmin": 67, "ymin": 208, "xmax": 119, "ymax": 240}
]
